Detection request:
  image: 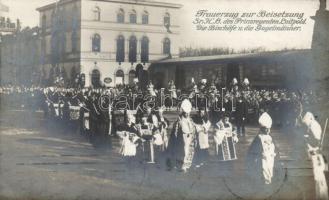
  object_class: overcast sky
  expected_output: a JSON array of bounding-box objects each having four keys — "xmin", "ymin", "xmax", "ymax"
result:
[{"xmin": 2, "ymin": 0, "xmax": 324, "ymax": 51}]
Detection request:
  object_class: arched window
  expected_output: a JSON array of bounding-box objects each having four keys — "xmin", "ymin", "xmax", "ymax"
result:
[
  {"xmin": 59, "ymin": 32, "xmax": 66, "ymax": 59},
  {"xmin": 93, "ymin": 6, "xmax": 101, "ymax": 21},
  {"xmin": 71, "ymin": 31, "xmax": 78, "ymax": 53},
  {"xmin": 164, "ymin": 12, "xmax": 170, "ymax": 27},
  {"xmin": 42, "ymin": 14, "xmax": 47, "ymax": 33},
  {"xmin": 115, "ymin": 69, "xmax": 124, "ymax": 85},
  {"xmin": 117, "ymin": 9, "xmax": 125, "ymax": 23},
  {"xmin": 116, "ymin": 35, "xmax": 125, "ymax": 62},
  {"xmin": 51, "ymin": 33, "xmax": 59, "ymax": 63},
  {"xmin": 129, "ymin": 35, "xmax": 137, "ymax": 63},
  {"xmin": 92, "ymin": 34, "xmax": 101, "ymax": 52},
  {"xmin": 91, "ymin": 69, "xmax": 101, "ymax": 87},
  {"xmin": 141, "ymin": 36, "xmax": 149, "ymax": 63},
  {"xmin": 142, "ymin": 11, "xmax": 149, "ymax": 24},
  {"xmin": 129, "ymin": 70, "xmax": 136, "ymax": 85},
  {"xmin": 59, "ymin": 8, "xmax": 66, "ymax": 31},
  {"xmin": 64, "ymin": 9, "xmax": 68, "ymax": 29},
  {"xmin": 129, "ymin": 10, "xmax": 137, "ymax": 24},
  {"xmin": 163, "ymin": 37, "xmax": 170, "ymax": 55}
]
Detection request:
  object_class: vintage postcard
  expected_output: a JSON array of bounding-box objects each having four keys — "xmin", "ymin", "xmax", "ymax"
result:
[{"xmin": 0, "ymin": 0, "xmax": 328, "ymax": 199}]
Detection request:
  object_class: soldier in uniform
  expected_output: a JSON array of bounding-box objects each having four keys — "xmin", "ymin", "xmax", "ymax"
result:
[
  {"xmin": 78, "ymin": 91, "xmax": 91, "ymax": 137},
  {"xmin": 230, "ymin": 78, "xmax": 239, "ymax": 94},
  {"xmin": 166, "ymin": 80, "xmax": 177, "ymax": 110},
  {"xmin": 61, "ymin": 92, "xmax": 71, "ymax": 130},
  {"xmin": 193, "ymin": 108, "xmax": 211, "ymax": 168},
  {"xmin": 241, "ymin": 78, "xmax": 251, "ymax": 91},
  {"xmin": 137, "ymin": 113, "xmax": 158, "ymax": 163},
  {"xmin": 88, "ymin": 92, "xmax": 101, "ymax": 145},
  {"xmin": 234, "ymin": 96, "xmax": 248, "ymax": 137}
]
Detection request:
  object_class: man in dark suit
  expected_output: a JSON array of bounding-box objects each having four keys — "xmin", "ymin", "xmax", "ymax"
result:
[{"xmin": 235, "ymin": 97, "xmax": 248, "ymax": 137}]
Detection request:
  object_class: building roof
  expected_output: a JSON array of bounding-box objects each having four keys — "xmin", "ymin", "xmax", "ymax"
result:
[
  {"xmin": 152, "ymin": 49, "xmax": 311, "ymax": 64},
  {"xmin": 37, "ymin": 0, "xmax": 182, "ymax": 12},
  {"xmin": 37, "ymin": 0, "xmax": 78, "ymax": 11},
  {"xmin": 0, "ymin": 0, "xmax": 9, "ymax": 12},
  {"xmin": 93, "ymin": 0, "xmax": 182, "ymax": 8}
]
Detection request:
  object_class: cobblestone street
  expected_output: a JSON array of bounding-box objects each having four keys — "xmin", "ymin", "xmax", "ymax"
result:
[{"xmin": 0, "ymin": 110, "xmax": 321, "ymax": 200}]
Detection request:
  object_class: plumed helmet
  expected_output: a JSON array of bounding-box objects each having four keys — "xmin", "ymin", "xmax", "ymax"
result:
[
  {"xmin": 181, "ymin": 99, "xmax": 192, "ymax": 114},
  {"xmin": 243, "ymin": 78, "xmax": 249, "ymax": 85},
  {"xmin": 126, "ymin": 113, "xmax": 136, "ymax": 124},
  {"xmin": 232, "ymin": 78, "xmax": 238, "ymax": 85},
  {"xmin": 258, "ymin": 112, "xmax": 272, "ymax": 129}
]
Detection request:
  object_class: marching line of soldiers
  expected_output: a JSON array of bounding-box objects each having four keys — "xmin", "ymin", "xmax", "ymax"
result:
[
  {"xmin": 0, "ymin": 78, "xmax": 323, "ymax": 141},
  {"xmin": 0, "ymin": 78, "xmax": 322, "ymax": 155},
  {"xmin": 0, "ymin": 78, "xmax": 327, "ymax": 177}
]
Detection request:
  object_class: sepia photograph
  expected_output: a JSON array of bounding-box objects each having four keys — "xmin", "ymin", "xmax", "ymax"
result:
[{"xmin": 0, "ymin": 0, "xmax": 328, "ymax": 199}]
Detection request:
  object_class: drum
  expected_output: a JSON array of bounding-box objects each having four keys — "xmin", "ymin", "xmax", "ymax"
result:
[{"xmin": 69, "ymin": 106, "xmax": 80, "ymax": 120}]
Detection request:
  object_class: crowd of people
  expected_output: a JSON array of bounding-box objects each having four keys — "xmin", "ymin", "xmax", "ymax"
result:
[
  {"xmin": 0, "ymin": 77, "xmax": 326, "ymax": 187},
  {"xmin": 0, "ymin": 77, "xmax": 319, "ymax": 124}
]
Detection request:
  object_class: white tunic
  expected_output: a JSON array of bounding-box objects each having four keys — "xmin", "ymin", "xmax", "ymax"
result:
[{"xmin": 258, "ymin": 134, "xmax": 276, "ymax": 184}]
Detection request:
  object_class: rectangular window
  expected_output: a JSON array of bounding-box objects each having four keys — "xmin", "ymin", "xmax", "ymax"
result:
[
  {"xmin": 130, "ymin": 14, "xmax": 136, "ymax": 24},
  {"xmin": 117, "ymin": 14, "xmax": 124, "ymax": 23},
  {"xmin": 142, "ymin": 15, "xmax": 148, "ymax": 24}
]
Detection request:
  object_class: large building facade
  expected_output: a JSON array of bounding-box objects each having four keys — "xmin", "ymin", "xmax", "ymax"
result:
[
  {"xmin": 311, "ymin": 0, "xmax": 329, "ymax": 92},
  {"xmin": 0, "ymin": 0, "xmax": 20, "ymax": 36},
  {"xmin": 37, "ymin": 0, "xmax": 182, "ymax": 87},
  {"xmin": 0, "ymin": 0, "xmax": 30, "ymax": 85},
  {"xmin": 0, "ymin": 27, "xmax": 41, "ymax": 85}
]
